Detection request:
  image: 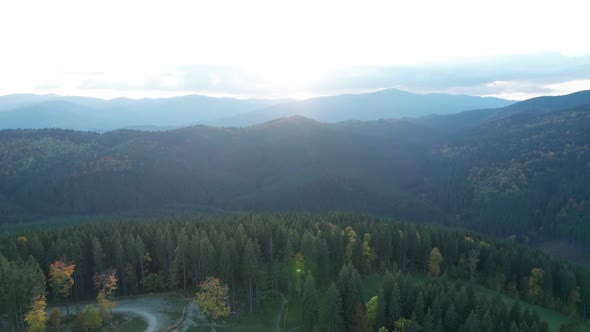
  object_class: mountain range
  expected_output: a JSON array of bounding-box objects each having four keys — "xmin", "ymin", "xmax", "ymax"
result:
[
  {"xmin": 0, "ymin": 89, "xmax": 513, "ymax": 131},
  {"xmin": 1, "ymin": 90, "xmax": 590, "ymax": 249}
]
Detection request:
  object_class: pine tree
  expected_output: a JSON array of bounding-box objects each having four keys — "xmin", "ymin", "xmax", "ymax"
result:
[
  {"xmin": 302, "ymin": 274, "xmax": 319, "ymax": 331},
  {"xmin": 413, "ymin": 292, "xmax": 425, "ymax": 322},
  {"xmin": 377, "ymin": 271, "xmax": 395, "ymax": 328},
  {"xmin": 389, "ymin": 283, "xmax": 402, "ymax": 324},
  {"xmin": 509, "ymin": 301, "xmax": 521, "ymax": 323},
  {"xmin": 322, "ymin": 283, "xmax": 345, "ymax": 332},
  {"xmin": 337, "ymin": 264, "xmax": 363, "ymax": 327},
  {"xmin": 508, "ymin": 321, "xmax": 519, "ymax": 332},
  {"xmin": 443, "ymin": 303, "xmax": 458, "ymax": 332},
  {"xmin": 242, "ymin": 239, "xmax": 262, "ymax": 313},
  {"xmin": 171, "ymin": 228, "xmax": 189, "ymax": 289},
  {"xmin": 91, "ymin": 237, "xmax": 105, "ymax": 274},
  {"xmin": 481, "ymin": 310, "xmax": 494, "ymax": 332},
  {"xmin": 463, "ymin": 310, "xmax": 480, "ymax": 332},
  {"xmin": 431, "ymin": 295, "xmax": 442, "ymax": 323},
  {"xmin": 422, "ymin": 308, "xmax": 433, "ymax": 332}
]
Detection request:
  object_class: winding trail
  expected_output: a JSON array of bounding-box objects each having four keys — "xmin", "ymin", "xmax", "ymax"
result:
[
  {"xmin": 112, "ymin": 306, "xmax": 158, "ymax": 332},
  {"xmin": 276, "ymin": 292, "xmax": 288, "ymax": 332},
  {"xmin": 111, "ymin": 296, "xmax": 176, "ymax": 332}
]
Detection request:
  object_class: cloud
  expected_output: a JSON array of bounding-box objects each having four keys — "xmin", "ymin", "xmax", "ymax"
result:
[
  {"xmin": 310, "ymin": 53, "xmax": 590, "ymax": 95},
  {"xmin": 21, "ymin": 53, "xmax": 590, "ymax": 100}
]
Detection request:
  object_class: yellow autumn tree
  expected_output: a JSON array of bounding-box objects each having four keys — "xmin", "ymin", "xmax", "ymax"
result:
[
  {"xmin": 569, "ymin": 286, "xmax": 582, "ymax": 313},
  {"xmin": 25, "ymin": 294, "xmax": 47, "ymax": 332},
  {"xmin": 528, "ymin": 267, "xmax": 544, "ymax": 302},
  {"xmin": 362, "ymin": 233, "xmax": 375, "ymax": 274},
  {"xmin": 94, "ymin": 269, "xmax": 118, "ymax": 324},
  {"xmin": 428, "ymin": 248, "xmax": 444, "ymax": 277},
  {"xmin": 195, "ymin": 277, "xmax": 230, "ymax": 332},
  {"xmin": 345, "ymin": 226, "xmax": 358, "ymax": 264},
  {"xmin": 49, "ymin": 260, "xmax": 75, "ymax": 315},
  {"xmin": 393, "ymin": 317, "xmax": 412, "ymax": 332}
]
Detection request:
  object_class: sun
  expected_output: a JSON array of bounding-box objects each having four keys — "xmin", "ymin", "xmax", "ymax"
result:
[{"xmin": 242, "ymin": 61, "xmax": 333, "ymax": 99}]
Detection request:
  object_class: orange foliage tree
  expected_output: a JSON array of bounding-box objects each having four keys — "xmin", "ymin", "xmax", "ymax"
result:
[
  {"xmin": 94, "ymin": 269, "xmax": 118, "ymax": 324},
  {"xmin": 48, "ymin": 260, "xmax": 75, "ymax": 315},
  {"xmin": 195, "ymin": 277, "xmax": 230, "ymax": 332}
]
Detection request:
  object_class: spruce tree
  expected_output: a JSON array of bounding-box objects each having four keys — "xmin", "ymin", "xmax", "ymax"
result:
[
  {"xmin": 389, "ymin": 283, "xmax": 402, "ymax": 324},
  {"xmin": 322, "ymin": 283, "xmax": 345, "ymax": 332},
  {"xmin": 302, "ymin": 274, "xmax": 319, "ymax": 331}
]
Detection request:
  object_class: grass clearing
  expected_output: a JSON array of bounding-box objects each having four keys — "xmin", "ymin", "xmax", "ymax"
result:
[
  {"xmin": 474, "ymin": 285, "xmax": 566, "ymax": 332},
  {"xmin": 361, "ymin": 273, "xmax": 568, "ymax": 332},
  {"xmin": 187, "ymin": 294, "xmax": 302, "ymax": 332}
]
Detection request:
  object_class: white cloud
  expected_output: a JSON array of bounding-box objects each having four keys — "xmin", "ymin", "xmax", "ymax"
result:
[{"xmin": 1, "ymin": 0, "xmax": 589, "ymax": 98}]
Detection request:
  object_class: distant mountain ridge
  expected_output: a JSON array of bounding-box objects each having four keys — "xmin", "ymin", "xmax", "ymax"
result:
[
  {"xmin": 0, "ymin": 94, "xmax": 287, "ymax": 131},
  {"xmin": 0, "ymin": 89, "xmax": 514, "ymax": 130},
  {"xmin": 418, "ymin": 89, "xmax": 590, "ymax": 130},
  {"xmin": 208, "ymin": 89, "xmax": 514, "ymax": 126}
]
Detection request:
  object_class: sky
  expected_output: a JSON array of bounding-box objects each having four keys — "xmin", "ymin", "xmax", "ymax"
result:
[{"xmin": 1, "ymin": 0, "xmax": 589, "ymax": 100}]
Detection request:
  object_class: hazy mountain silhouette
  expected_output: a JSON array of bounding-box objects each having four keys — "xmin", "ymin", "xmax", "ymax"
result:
[
  {"xmin": 209, "ymin": 88, "xmax": 514, "ymax": 126},
  {"xmin": 0, "ymin": 89, "xmax": 513, "ymax": 130}
]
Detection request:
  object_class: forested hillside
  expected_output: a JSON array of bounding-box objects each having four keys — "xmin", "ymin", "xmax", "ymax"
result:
[
  {"xmin": 1, "ymin": 214, "xmax": 589, "ymax": 331},
  {"xmin": 0, "ymin": 117, "xmax": 441, "ymax": 224},
  {"xmin": 1, "ymin": 94, "xmax": 590, "ymax": 246},
  {"xmin": 428, "ymin": 106, "xmax": 590, "ymax": 243}
]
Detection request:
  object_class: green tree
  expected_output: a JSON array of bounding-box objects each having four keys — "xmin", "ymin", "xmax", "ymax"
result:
[
  {"xmin": 443, "ymin": 304, "xmax": 458, "ymax": 332},
  {"xmin": 242, "ymin": 239, "xmax": 263, "ymax": 313},
  {"xmin": 389, "ymin": 284, "xmax": 402, "ymax": 324},
  {"xmin": 463, "ymin": 310, "xmax": 480, "ymax": 332},
  {"xmin": 337, "ymin": 264, "xmax": 363, "ymax": 327},
  {"xmin": 302, "ymin": 274, "xmax": 319, "ymax": 331},
  {"xmin": 171, "ymin": 228, "xmax": 189, "ymax": 289},
  {"xmin": 413, "ymin": 292, "xmax": 424, "ymax": 322},
  {"xmin": 91, "ymin": 237, "xmax": 105, "ymax": 274},
  {"xmin": 321, "ymin": 283, "xmax": 345, "ymax": 332},
  {"xmin": 422, "ymin": 308, "xmax": 433, "ymax": 332}
]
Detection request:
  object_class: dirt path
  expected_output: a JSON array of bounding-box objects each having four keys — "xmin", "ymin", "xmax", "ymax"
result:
[
  {"xmin": 276, "ymin": 292, "xmax": 288, "ymax": 332},
  {"xmin": 53, "ymin": 294, "xmax": 183, "ymax": 332},
  {"xmin": 112, "ymin": 306, "xmax": 159, "ymax": 332}
]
